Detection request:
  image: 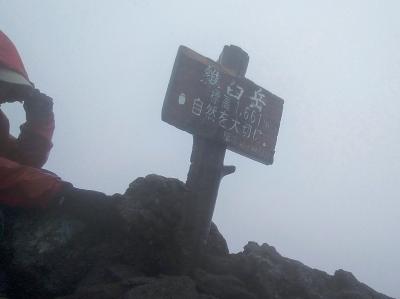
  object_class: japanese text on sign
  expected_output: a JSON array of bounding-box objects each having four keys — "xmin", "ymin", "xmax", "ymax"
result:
[{"xmin": 162, "ymin": 46, "xmax": 284, "ymax": 165}]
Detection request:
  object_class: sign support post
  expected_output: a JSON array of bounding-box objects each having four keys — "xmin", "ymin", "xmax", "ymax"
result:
[
  {"xmin": 162, "ymin": 44, "xmax": 284, "ymax": 272},
  {"xmin": 185, "ymin": 45, "xmax": 249, "ymax": 267}
]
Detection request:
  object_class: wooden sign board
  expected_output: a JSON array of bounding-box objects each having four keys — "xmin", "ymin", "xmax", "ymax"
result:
[{"xmin": 162, "ymin": 46, "xmax": 284, "ymax": 165}]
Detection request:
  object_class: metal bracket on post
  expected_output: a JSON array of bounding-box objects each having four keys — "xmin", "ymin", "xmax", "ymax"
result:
[{"xmin": 184, "ymin": 45, "xmax": 249, "ymax": 270}]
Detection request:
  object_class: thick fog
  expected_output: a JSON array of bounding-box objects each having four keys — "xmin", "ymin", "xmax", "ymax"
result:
[{"xmin": 1, "ymin": 1, "xmax": 399, "ymax": 297}]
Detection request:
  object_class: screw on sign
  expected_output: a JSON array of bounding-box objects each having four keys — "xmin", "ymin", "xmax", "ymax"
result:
[{"xmin": 162, "ymin": 45, "xmax": 284, "ymax": 271}]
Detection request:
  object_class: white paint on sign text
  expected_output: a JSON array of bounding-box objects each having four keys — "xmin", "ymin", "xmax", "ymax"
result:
[
  {"xmin": 249, "ymin": 88, "xmax": 266, "ymax": 112},
  {"xmin": 219, "ymin": 111, "xmax": 229, "ymax": 129},
  {"xmin": 229, "ymin": 119, "xmax": 242, "ymax": 134},
  {"xmin": 192, "ymin": 98, "xmax": 204, "ymax": 116},
  {"xmin": 222, "ymin": 95, "xmax": 231, "ymax": 112},
  {"xmin": 205, "ymin": 103, "xmax": 218, "ymax": 122},
  {"xmin": 210, "ymin": 88, "xmax": 221, "ymax": 105},
  {"xmin": 242, "ymin": 123, "xmax": 252, "ymax": 138},
  {"xmin": 203, "ymin": 65, "xmax": 220, "ymax": 86},
  {"xmin": 226, "ymin": 81, "xmax": 244, "ymax": 102}
]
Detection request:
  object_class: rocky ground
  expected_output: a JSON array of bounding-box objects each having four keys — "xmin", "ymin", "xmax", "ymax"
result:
[{"xmin": 0, "ymin": 175, "xmax": 394, "ymax": 299}]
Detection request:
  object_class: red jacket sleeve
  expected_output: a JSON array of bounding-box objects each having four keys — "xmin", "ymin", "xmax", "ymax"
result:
[
  {"xmin": 0, "ymin": 157, "xmax": 64, "ymax": 208},
  {"xmin": 0, "ymin": 103, "xmax": 65, "ymax": 208}
]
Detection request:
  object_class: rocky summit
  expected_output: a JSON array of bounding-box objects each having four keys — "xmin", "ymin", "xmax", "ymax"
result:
[{"xmin": 0, "ymin": 175, "xmax": 394, "ymax": 299}]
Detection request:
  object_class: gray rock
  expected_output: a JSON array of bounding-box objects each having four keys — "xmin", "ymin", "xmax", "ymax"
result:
[
  {"xmin": 0, "ymin": 175, "xmax": 394, "ymax": 299},
  {"xmin": 122, "ymin": 276, "xmax": 201, "ymax": 299},
  {"xmin": 203, "ymin": 241, "xmax": 393, "ymax": 299},
  {"xmin": 194, "ymin": 269, "xmax": 257, "ymax": 299},
  {"xmin": 205, "ymin": 222, "xmax": 229, "ymax": 257}
]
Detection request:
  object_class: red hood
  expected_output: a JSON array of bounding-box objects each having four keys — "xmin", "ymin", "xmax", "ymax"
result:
[{"xmin": 0, "ymin": 31, "xmax": 30, "ymax": 81}]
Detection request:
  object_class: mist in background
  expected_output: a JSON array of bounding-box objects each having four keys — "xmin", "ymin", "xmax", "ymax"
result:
[{"xmin": 1, "ymin": 1, "xmax": 399, "ymax": 297}]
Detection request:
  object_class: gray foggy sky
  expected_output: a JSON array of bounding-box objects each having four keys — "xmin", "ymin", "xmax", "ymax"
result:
[{"xmin": 1, "ymin": 0, "xmax": 399, "ymax": 297}]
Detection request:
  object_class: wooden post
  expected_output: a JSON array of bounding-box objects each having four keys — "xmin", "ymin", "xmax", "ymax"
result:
[
  {"xmin": 161, "ymin": 44, "xmax": 284, "ymax": 272},
  {"xmin": 185, "ymin": 45, "xmax": 249, "ymax": 267}
]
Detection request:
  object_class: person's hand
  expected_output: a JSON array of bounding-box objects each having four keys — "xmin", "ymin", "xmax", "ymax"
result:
[
  {"xmin": 0, "ymin": 81, "xmax": 31, "ymax": 103},
  {"xmin": 23, "ymin": 89, "xmax": 53, "ymax": 121}
]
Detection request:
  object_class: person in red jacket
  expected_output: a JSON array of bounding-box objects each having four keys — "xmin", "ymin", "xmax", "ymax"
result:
[
  {"xmin": 0, "ymin": 31, "xmax": 122, "ymax": 223},
  {"xmin": 0, "ymin": 44, "xmax": 64, "ymax": 209},
  {"xmin": 0, "ymin": 31, "xmax": 127, "ymax": 298}
]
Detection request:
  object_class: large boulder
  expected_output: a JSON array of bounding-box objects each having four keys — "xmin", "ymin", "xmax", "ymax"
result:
[{"xmin": 0, "ymin": 175, "xmax": 394, "ymax": 299}]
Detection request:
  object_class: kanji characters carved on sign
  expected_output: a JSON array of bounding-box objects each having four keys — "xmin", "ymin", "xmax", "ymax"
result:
[
  {"xmin": 192, "ymin": 98, "xmax": 204, "ymax": 116},
  {"xmin": 162, "ymin": 46, "xmax": 284, "ymax": 165}
]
